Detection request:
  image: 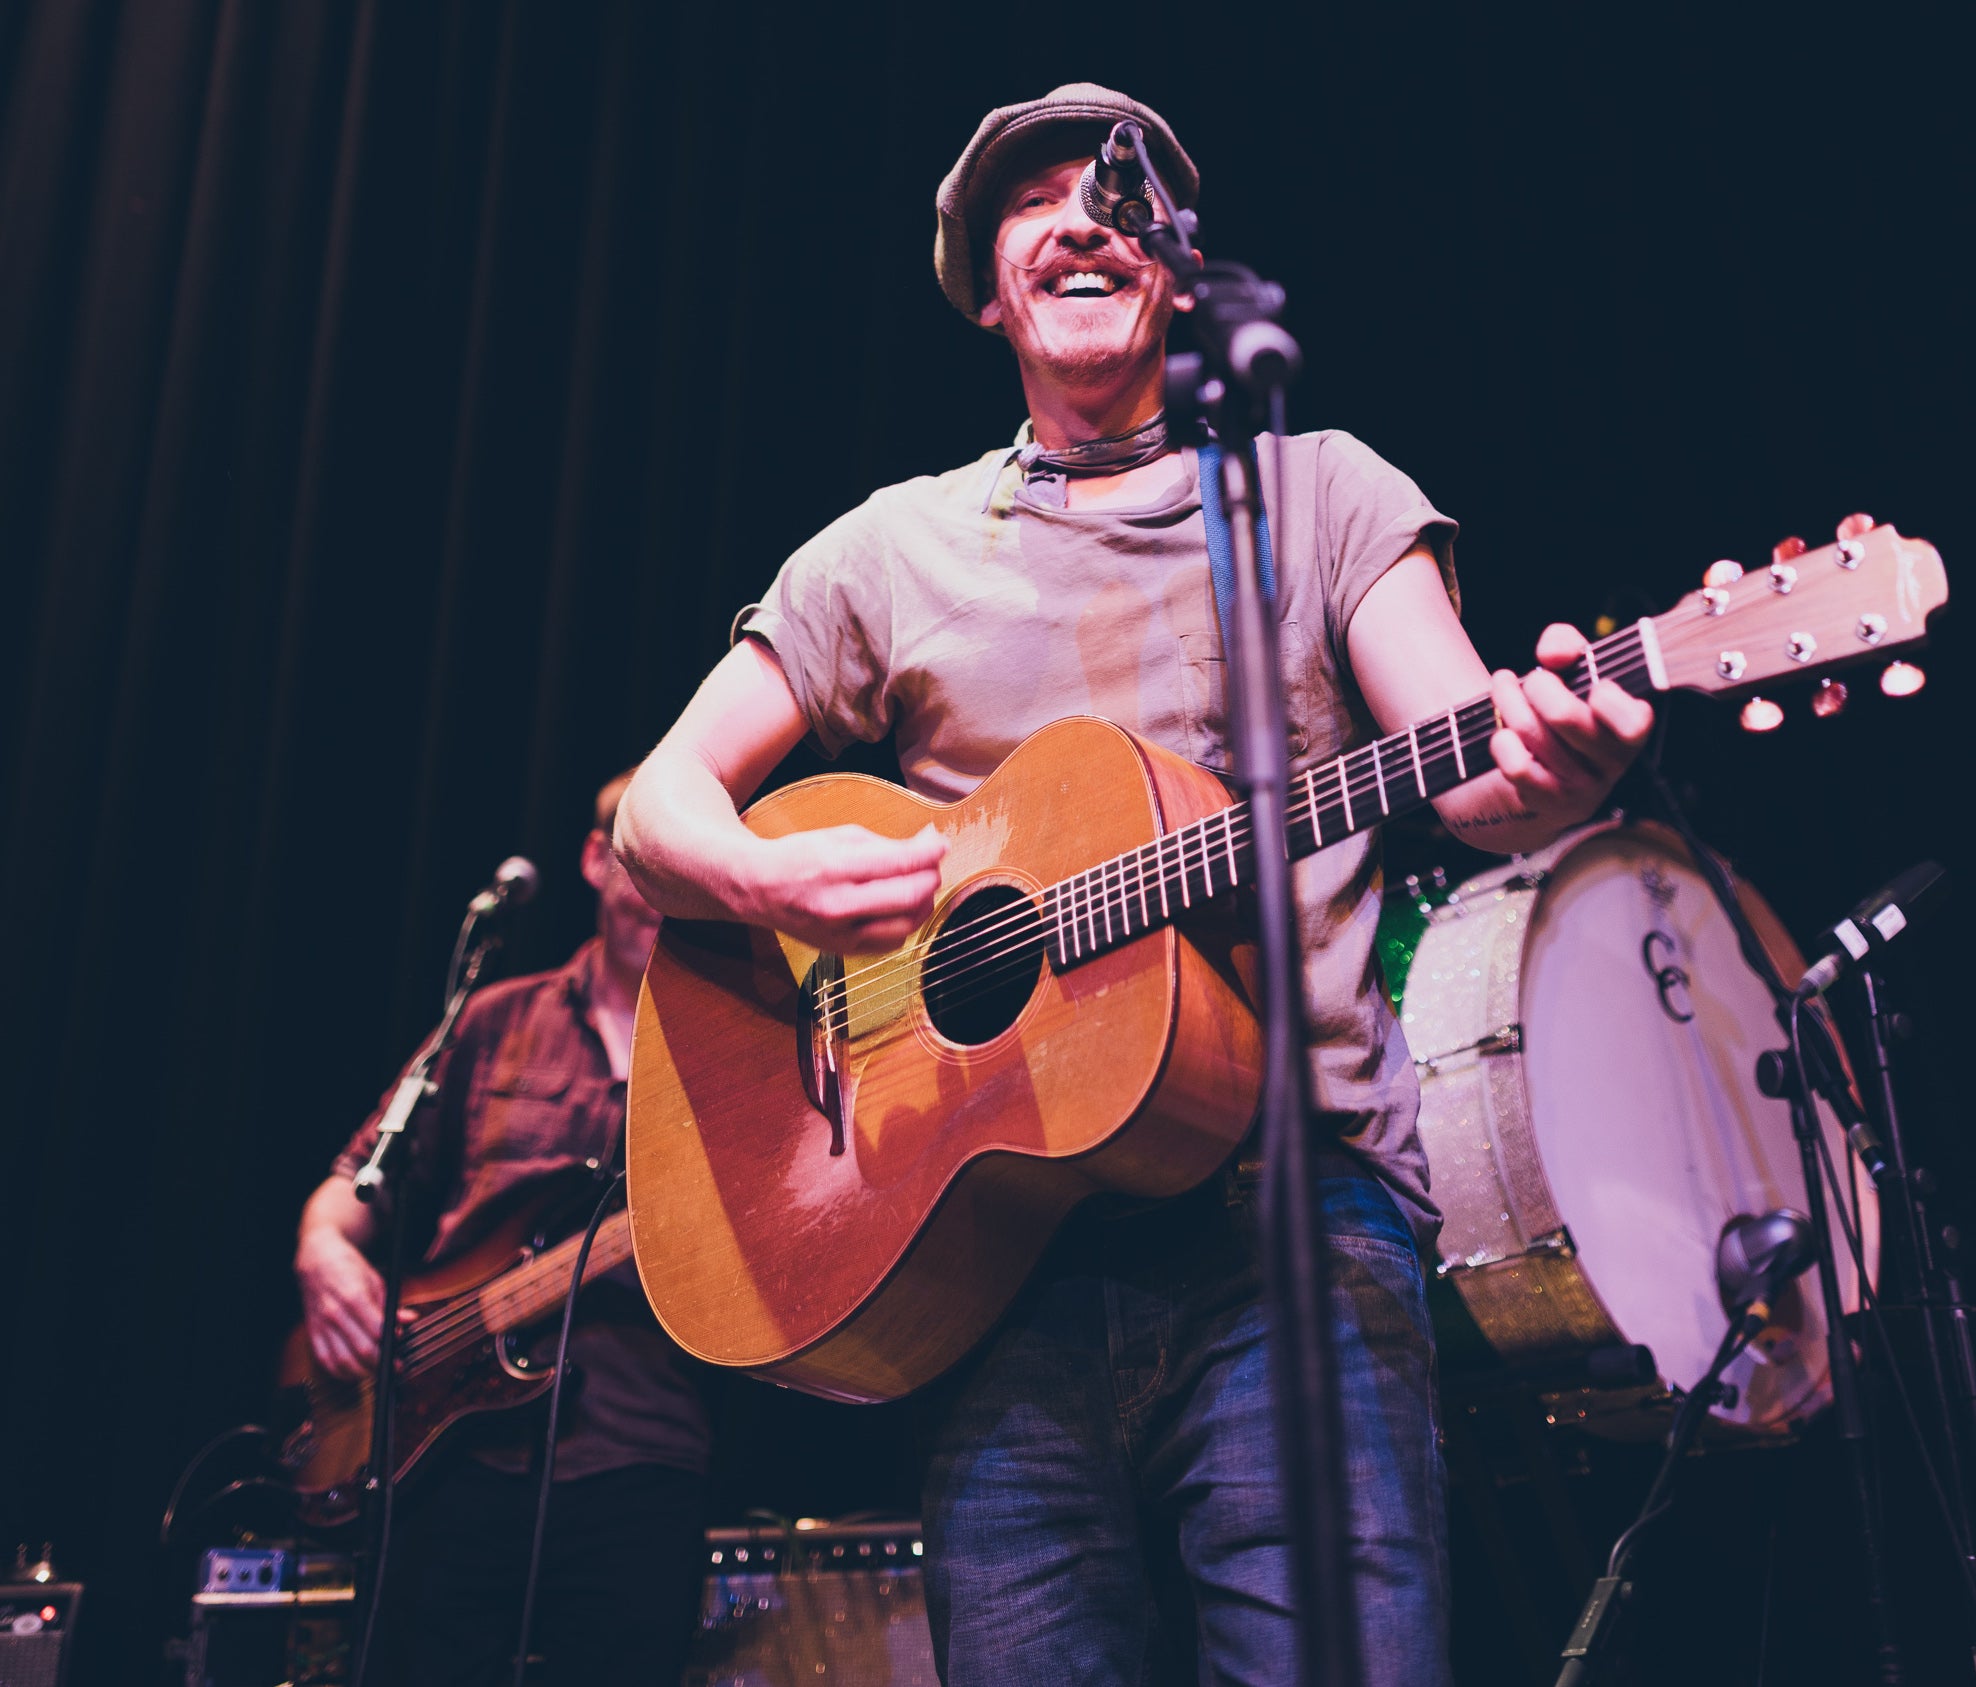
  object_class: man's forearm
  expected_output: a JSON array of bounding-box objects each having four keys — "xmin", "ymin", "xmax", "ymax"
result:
[
  {"xmin": 613, "ymin": 747, "xmax": 768, "ymax": 925},
  {"xmin": 1434, "ymin": 771, "xmax": 1575, "ymax": 857},
  {"xmin": 297, "ymin": 1175, "xmax": 380, "ymax": 1261}
]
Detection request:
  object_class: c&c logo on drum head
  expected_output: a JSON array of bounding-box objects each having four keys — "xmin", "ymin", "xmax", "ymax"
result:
[{"xmin": 1638, "ymin": 864, "xmax": 1696, "ymax": 1023}]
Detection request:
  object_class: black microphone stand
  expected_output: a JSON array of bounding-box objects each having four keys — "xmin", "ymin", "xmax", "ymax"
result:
[
  {"xmin": 1117, "ymin": 125, "xmax": 1358, "ymax": 1687},
  {"xmin": 1641, "ymin": 755, "xmax": 1907, "ymax": 1682},
  {"xmin": 1556, "ymin": 1301, "xmax": 1774, "ymax": 1685},
  {"xmin": 1849, "ymin": 956, "xmax": 1976, "ymax": 1540},
  {"xmin": 347, "ymin": 903, "xmax": 506, "ymax": 1687}
]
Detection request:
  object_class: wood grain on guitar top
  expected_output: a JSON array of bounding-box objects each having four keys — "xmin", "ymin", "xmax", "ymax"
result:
[{"xmin": 626, "ymin": 717, "xmax": 1263, "ymax": 1403}]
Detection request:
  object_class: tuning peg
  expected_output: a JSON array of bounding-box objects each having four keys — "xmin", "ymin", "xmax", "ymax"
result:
[
  {"xmin": 1703, "ymin": 560, "xmax": 1744, "ymax": 588},
  {"xmin": 1880, "ymin": 661, "xmax": 1926, "ymax": 697},
  {"xmin": 1771, "ymin": 536, "xmax": 1806, "ymax": 566},
  {"xmin": 1811, "ymin": 678, "xmax": 1848, "ymax": 719},
  {"xmin": 1739, "ymin": 697, "xmax": 1784, "ymax": 733},
  {"xmin": 1836, "ymin": 512, "xmax": 1875, "ymax": 542}
]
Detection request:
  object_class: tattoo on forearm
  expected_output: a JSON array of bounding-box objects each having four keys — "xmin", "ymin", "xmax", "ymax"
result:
[{"xmin": 1449, "ymin": 806, "xmax": 1536, "ymax": 833}]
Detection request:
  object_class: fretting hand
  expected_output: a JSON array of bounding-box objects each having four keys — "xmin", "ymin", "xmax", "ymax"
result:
[{"xmin": 1487, "ymin": 623, "xmax": 1655, "ymax": 828}]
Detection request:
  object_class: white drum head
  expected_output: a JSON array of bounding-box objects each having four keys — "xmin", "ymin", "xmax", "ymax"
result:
[{"xmin": 1519, "ymin": 829, "xmax": 1872, "ymax": 1430}]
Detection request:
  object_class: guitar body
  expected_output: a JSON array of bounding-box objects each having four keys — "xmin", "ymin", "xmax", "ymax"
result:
[
  {"xmin": 626, "ymin": 717, "xmax": 1265, "ymax": 1403},
  {"xmin": 276, "ymin": 1181, "xmax": 581, "ymax": 1529}
]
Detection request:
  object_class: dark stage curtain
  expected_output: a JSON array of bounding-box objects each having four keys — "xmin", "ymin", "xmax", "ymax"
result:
[{"xmin": 1, "ymin": 3, "xmax": 1970, "ymax": 1682}]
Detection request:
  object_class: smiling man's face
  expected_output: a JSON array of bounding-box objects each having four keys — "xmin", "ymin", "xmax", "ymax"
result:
[{"xmin": 977, "ymin": 152, "xmax": 1181, "ymax": 397}]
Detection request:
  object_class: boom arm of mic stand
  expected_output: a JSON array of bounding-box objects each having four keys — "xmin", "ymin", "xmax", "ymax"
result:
[{"xmin": 350, "ymin": 925, "xmax": 500, "ymax": 1202}]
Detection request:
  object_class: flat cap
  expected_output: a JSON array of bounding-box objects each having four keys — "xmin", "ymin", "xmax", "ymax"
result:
[{"xmin": 934, "ymin": 82, "xmax": 1199, "ymax": 322}]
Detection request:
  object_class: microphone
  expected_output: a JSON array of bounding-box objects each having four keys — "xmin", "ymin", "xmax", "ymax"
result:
[
  {"xmin": 1077, "ymin": 121, "xmax": 1154, "ymax": 236},
  {"xmin": 1797, "ymin": 861, "xmax": 1946, "ymax": 996},
  {"xmin": 469, "ymin": 855, "xmax": 540, "ymax": 918},
  {"xmin": 1715, "ymin": 1208, "xmax": 1816, "ymax": 1316}
]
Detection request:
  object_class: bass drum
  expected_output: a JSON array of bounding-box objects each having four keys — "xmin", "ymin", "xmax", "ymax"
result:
[{"xmin": 1391, "ymin": 820, "xmax": 1876, "ymax": 1437}]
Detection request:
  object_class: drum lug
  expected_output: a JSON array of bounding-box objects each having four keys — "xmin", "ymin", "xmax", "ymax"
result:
[
  {"xmin": 1437, "ymin": 1225, "xmax": 1575, "ymax": 1278},
  {"xmin": 1414, "ymin": 1022, "xmax": 1522, "ymax": 1074},
  {"xmin": 1534, "ymin": 1226, "xmax": 1575, "ymax": 1256}
]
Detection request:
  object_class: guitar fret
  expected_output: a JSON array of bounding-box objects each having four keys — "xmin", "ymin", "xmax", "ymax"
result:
[
  {"xmin": 1054, "ymin": 887, "xmax": 1067, "ymax": 964},
  {"xmin": 1407, "ymin": 723, "xmax": 1425, "ymax": 797},
  {"xmin": 1336, "ymin": 754, "xmax": 1353, "ymax": 833},
  {"xmin": 1101, "ymin": 862, "xmax": 1114, "ymax": 946},
  {"xmin": 1305, "ymin": 770, "xmax": 1322, "ymax": 847},
  {"xmin": 1178, "ymin": 829, "xmax": 1192, "ymax": 908},
  {"xmin": 1372, "ymin": 740, "xmax": 1388, "ymax": 815},
  {"xmin": 1156, "ymin": 836, "xmax": 1172, "ymax": 918},
  {"xmin": 1448, "ymin": 708, "xmax": 1466, "ymax": 781},
  {"xmin": 1137, "ymin": 848, "xmax": 1151, "ymax": 927},
  {"xmin": 1222, "ymin": 809, "xmax": 1238, "ymax": 883}
]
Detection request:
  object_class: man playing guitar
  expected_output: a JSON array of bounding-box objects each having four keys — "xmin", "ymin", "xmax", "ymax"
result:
[
  {"xmin": 615, "ymin": 84, "xmax": 1651, "ymax": 1686},
  {"xmin": 295, "ymin": 772, "xmax": 711, "ymax": 1686}
]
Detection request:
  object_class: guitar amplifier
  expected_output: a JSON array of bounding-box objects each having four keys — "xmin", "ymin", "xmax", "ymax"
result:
[
  {"xmin": 0, "ymin": 1581, "xmax": 83, "ymax": 1687},
  {"xmin": 685, "ymin": 1520, "xmax": 937, "ymax": 1687}
]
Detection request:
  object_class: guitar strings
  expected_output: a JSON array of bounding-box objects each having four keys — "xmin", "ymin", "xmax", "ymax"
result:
[
  {"xmin": 815, "ymin": 646, "xmax": 1653, "ymax": 1027},
  {"xmin": 398, "ymin": 1231, "xmax": 627, "ymax": 1369},
  {"xmin": 814, "ymin": 752, "xmax": 1529, "ymax": 1039},
  {"xmin": 381, "ymin": 1226, "xmax": 631, "ymax": 1381},
  {"xmin": 825, "ymin": 642, "xmax": 1649, "ymax": 1010},
  {"xmin": 819, "ymin": 678, "xmax": 1645, "ymax": 1031},
  {"xmin": 830, "ymin": 658, "xmax": 1654, "ymax": 1033}
]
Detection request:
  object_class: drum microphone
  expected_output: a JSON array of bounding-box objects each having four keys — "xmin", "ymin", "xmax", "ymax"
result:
[
  {"xmin": 1078, "ymin": 121, "xmax": 1154, "ymax": 236},
  {"xmin": 1715, "ymin": 1208, "xmax": 1815, "ymax": 1317},
  {"xmin": 1796, "ymin": 860, "xmax": 1946, "ymax": 997},
  {"xmin": 469, "ymin": 855, "xmax": 540, "ymax": 918}
]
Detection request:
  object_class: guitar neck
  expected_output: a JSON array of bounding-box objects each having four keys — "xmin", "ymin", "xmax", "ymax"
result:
[
  {"xmin": 1042, "ymin": 620, "xmax": 1661, "ymax": 969},
  {"xmin": 474, "ymin": 1207, "xmax": 637, "ymax": 1335}
]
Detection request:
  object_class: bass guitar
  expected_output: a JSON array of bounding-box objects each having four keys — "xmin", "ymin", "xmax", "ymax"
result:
[
  {"xmin": 624, "ymin": 520, "xmax": 1946, "ymax": 1404},
  {"xmin": 276, "ymin": 1177, "xmax": 631, "ymax": 1528}
]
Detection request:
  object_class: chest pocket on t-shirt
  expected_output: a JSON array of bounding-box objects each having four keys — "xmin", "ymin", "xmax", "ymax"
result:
[
  {"xmin": 472, "ymin": 1056, "xmax": 578, "ymax": 1162},
  {"xmin": 1177, "ymin": 620, "xmax": 1319, "ymax": 771}
]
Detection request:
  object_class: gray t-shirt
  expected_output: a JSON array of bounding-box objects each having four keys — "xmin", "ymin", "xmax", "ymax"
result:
[{"xmin": 738, "ymin": 428, "xmax": 1457, "ymax": 1247}]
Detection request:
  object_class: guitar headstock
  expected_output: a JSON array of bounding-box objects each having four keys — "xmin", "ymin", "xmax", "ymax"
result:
[{"xmin": 1649, "ymin": 521, "xmax": 1947, "ymax": 696}]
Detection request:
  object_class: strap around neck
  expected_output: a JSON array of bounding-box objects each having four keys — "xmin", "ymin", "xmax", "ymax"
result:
[{"xmin": 1197, "ymin": 441, "xmax": 1278, "ymax": 655}]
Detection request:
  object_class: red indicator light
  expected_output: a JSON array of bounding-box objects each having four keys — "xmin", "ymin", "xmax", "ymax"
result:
[{"xmin": 39, "ymin": 1606, "xmax": 56, "ymax": 1623}]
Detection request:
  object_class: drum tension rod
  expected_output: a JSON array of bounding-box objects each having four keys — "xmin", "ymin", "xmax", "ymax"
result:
[{"xmin": 1413, "ymin": 1022, "xmax": 1522, "ymax": 1074}]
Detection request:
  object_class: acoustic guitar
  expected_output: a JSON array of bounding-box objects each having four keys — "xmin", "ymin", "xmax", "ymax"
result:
[
  {"xmin": 625, "ymin": 521, "xmax": 1946, "ymax": 1404},
  {"xmin": 276, "ymin": 1176, "xmax": 631, "ymax": 1528}
]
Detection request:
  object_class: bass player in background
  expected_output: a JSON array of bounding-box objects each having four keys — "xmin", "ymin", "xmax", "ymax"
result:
[
  {"xmin": 614, "ymin": 84, "xmax": 1651, "ymax": 1687},
  {"xmin": 293, "ymin": 770, "xmax": 710, "ymax": 1687}
]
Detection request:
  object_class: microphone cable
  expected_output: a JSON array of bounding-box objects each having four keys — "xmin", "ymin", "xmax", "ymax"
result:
[{"xmin": 512, "ymin": 1168, "xmax": 629, "ymax": 1687}]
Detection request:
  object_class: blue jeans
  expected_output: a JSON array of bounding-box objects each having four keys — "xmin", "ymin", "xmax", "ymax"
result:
[{"xmin": 918, "ymin": 1171, "xmax": 1450, "ymax": 1687}]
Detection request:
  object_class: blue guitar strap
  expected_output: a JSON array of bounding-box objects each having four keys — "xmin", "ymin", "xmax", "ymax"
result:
[{"xmin": 1197, "ymin": 441, "xmax": 1279, "ymax": 653}]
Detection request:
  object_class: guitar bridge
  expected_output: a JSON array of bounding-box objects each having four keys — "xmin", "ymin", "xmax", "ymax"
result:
[{"xmin": 797, "ymin": 953, "xmax": 851, "ymax": 1155}]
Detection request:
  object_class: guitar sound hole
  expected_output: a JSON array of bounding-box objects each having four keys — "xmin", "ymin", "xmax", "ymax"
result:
[{"xmin": 922, "ymin": 884, "xmax": 1046, "ymax": 1046}]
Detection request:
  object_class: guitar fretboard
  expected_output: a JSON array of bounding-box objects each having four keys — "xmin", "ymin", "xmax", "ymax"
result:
[
  {"xmin": 474, "ymin": 1208, "xmax": 636, "ymax": 1335},
  {"xmin": 1039, "ymin": 620, "xmax": 1659, "ymax": 969}
]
